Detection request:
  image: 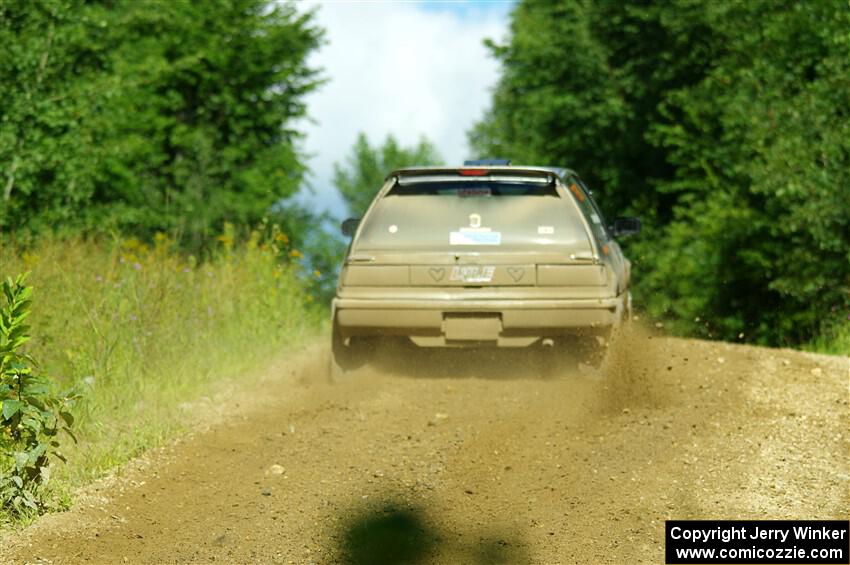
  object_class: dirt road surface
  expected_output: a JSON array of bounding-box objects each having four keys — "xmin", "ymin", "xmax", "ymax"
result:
[{"xmin": 2, "ymin": 328, "xmax": 848, "ymax": 564}]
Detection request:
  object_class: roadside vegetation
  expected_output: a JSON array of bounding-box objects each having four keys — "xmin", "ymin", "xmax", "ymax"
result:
[
  {"xmin": 0, "ymin": 231, "xmax": 322, "ymax": 523},
  {"xmin": 1, "ymin": 273, "xmax": 80, "ymax": 521},
  {"xmin": 806, "ymin": 325, "xmax": 850, "ymax": 357},
  {"xmin": 1, "ymin": 0, "xmax": 330, "ymax": 521}
]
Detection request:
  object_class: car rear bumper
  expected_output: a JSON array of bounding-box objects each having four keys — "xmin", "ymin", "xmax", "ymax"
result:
[{"xmin": 332, "ymin": 295, "xmax": 626, "ymax": 347}]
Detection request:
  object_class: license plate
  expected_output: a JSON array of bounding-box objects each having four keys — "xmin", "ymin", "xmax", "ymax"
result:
[
  {"xmin": 449, "ymin": 265, "xmax": 495, "ymax": 283},
  {"xmin": 444, "ymin": 315, "xmax": 501, "ymax": 341}
]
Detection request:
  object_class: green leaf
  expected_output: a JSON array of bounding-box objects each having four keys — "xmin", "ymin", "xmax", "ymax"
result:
[
  {"xmin": 11, "ymin": 301, "xmax": 32, "ymax": 319},
  {"xmin": 17, "ymin": 286, "xmax": 32, "ymax": 302},
  {"xmin": 13, "ymin": 451, "xmax": 29, "ymax": 471},
  {"xmin": 11, "ymin": 475, "xmax": 22, "ymax": 489},
  {"xmin": 26, "ymin": 397, "xmax": 47, "ymax": 411},
  {"xmin": 21, "ymin": 491, "xmax": 38, "ymax": 509},
  {"xmin": 8, "ymin": 323, "xmax": 30, "ymax": 342},
  {"xmin": 30, "ymin": 442, "xmax": 48, "ymax": 462},
  {"xmin": 22, "ymin": 380, "xmax": 50, "ymax": 398},
  {"xmin": 11, "ymin": 337, "xmax": 31, "ymax": 351},
  {"xmin": 2, "ymin": 279, "xmax": 13, "ymax": 304},
  {"xmin": 59, "ymin": 411, "xmax": 74, "ymax": 427},
  {"xmin": 21, "ymin": 416, "xmax": 42, "ymax": 435},
  {"xmin": 2, "ymin": 398, "xmax": 22, "ymax": 419}
]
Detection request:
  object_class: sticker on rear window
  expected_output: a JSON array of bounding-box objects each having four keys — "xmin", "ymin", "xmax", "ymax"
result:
[
  {"xmin": 450, "ymin": 231, "xmax": 502, "ymax": 245},
  {"xmin": 569, "ymin": 183, "xmax": 585, "ymax": 202}
]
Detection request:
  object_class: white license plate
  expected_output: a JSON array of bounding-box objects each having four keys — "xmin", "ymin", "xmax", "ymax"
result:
[{"xmin": 449, "ymin": 265, "xmax": 495, "ymax": 283}]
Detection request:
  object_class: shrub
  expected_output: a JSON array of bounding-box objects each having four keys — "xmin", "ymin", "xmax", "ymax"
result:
[
  {"xmin": 0, "ymin": 229, "xmax": 321, "ymax": 510},
  {"xmin": 1, "ymin": 274, "xmax": 79, "ymax": 519}
]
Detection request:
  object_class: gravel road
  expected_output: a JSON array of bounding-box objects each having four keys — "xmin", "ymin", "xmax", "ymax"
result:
[{"xmin": 3, "ymin": 328, "xmax": 848, "ymax": 564}]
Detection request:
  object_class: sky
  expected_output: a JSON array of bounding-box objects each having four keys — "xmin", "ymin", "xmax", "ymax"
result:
[{"xmin": 293, "ymin": 0, "xmax": 514, "ymax": 218}]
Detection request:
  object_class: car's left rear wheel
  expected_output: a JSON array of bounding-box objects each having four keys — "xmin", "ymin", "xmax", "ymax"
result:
[{"xmin": 329, "ymin": 320, "xmax": 370, "ymax": 381}]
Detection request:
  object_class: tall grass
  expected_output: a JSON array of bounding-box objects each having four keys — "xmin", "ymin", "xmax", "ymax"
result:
[
  {"xmin": 807, "ymin": 324, "xmax": 850, "ymax": 357},
  {"xmin": 0, "ymin": 231, "xmax": 322, "ymax": 506}
]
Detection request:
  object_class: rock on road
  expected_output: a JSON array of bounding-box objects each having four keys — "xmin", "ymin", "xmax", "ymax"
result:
[{"xmin": 3, "ymin": 329, "xmax": 848, "ymax": 564}]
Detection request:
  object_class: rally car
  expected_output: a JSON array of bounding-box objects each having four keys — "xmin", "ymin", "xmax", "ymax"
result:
[{"xmin": 330, "ymin": 161, "xmax": 640, "ymax": 377}]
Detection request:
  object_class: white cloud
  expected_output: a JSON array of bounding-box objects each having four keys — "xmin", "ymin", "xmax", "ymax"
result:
[{"xmin": 293, "ymin": 1, "xmax": 511, "ymax": 217}]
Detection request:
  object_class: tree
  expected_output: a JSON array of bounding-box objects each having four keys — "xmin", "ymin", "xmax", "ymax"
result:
[
  {"xmin": 0, "ymin": 0, "xmax": 111, "ymax": 232},
  {"xmin": 0, "ymin": 0, "xmax": 324, "ymax": 247},
  {"xmin": 333, "ymin": 133, "xmax": 442, "ymax": 217},
  {"xmin": 643, "ymin": 1, "xmax": 850, "ymax": 343},
  {"xmin": 472, "ymin": 0, "xmax": 850, "ymax": 345}
]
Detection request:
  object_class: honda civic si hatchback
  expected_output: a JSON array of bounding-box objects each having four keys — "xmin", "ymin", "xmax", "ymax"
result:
[{"xmin": 330, "ymin": 162, "xmax": 640, "ymax": 377}]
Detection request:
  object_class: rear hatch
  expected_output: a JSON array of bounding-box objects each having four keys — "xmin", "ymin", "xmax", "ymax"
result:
[{"xmin": 345, "ymin": 171, "xmax": 603, "ymax": 288}]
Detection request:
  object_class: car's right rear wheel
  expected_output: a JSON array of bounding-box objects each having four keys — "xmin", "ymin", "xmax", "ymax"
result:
[
  {"xmin": 540, "ymin": 331, "xmax": 613, "ymax": 379},
  {"xmin": 578, "ymin": 333, "xmax": 610, "ymax": 368}
]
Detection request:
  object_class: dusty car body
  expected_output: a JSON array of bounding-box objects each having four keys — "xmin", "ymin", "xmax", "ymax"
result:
[{"xmin": 330, "ymin": 164, "xmax": 640, "ymax": 376}]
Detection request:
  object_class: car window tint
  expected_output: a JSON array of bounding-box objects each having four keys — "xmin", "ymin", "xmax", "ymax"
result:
[
  {"xmin": 389, "ymin": 180, "xmax": 558, "ymax": 197},
  {"xmin": 576, "ymin": 178, "xmax": 612, "ymax": 241},
  {"xmin": 568, "ymin": 177, "xmax": 609, "ymax": 244}
]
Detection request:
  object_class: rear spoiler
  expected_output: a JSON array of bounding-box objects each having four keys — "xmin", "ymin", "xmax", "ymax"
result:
[{"xmin": 388, "ymin": 167, "xmax": 558, "ymax": 184}]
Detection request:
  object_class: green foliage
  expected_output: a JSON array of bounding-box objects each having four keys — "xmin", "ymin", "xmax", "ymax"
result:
[
  {"xmin": 1, "ymin": 273, "xmax": 78, "ymax": 519},
  {"xmin": 472, "ymin": 0, "xmax": 850, "ymax": 347},
  {"xmin": 645, "ymin": 0, "xmax": 850, "ymax": 344},
  {"xmin": 0, "ymin": 0, "xmax": 323, "ymax": 246},
  {"xmin": 0, "ymin": 0, "xmax": 107, "ymax": 231},
  {"xmin": 807, "ymin": 322, "xmax": 850, "ymax": 357},
  {"xmin": 334, "ymin": 132, "xmax": 443, "ymax": 217},
  {"xmin": 0, "ymin": 234, "xmax": 321, "ymax": 504},
  {"xmin": 267, "ymin": 204, "xmax": 346, "ymax": 305}
]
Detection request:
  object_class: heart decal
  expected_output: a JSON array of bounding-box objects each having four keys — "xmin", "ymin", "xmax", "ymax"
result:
[
  {"xmin": 507, "ymin": 267, "xmax": 525, "ymax": 282},
  {"xmin": 429, "ymin": 267, "xmax": 445, "ymax": 282}
]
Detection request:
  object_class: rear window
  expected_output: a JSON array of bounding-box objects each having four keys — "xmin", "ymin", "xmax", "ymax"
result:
[
  {"xmin": 389, "ymin": 180, "xmax": 558, "ymax": 197},
  {"xmin": 353, "ymin": 179, "xmax": 591, "ymax": 252}
]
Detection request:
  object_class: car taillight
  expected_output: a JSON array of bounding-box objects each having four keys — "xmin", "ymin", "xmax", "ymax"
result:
[{"xmin": 459, "ymin": 169, "xmax": 488, "ymax": 176}]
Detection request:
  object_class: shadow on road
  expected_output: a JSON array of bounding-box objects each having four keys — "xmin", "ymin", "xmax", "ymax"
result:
[{"xmin": 336, "ymin": 499, "xmax": 531, "ymax": 564}]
